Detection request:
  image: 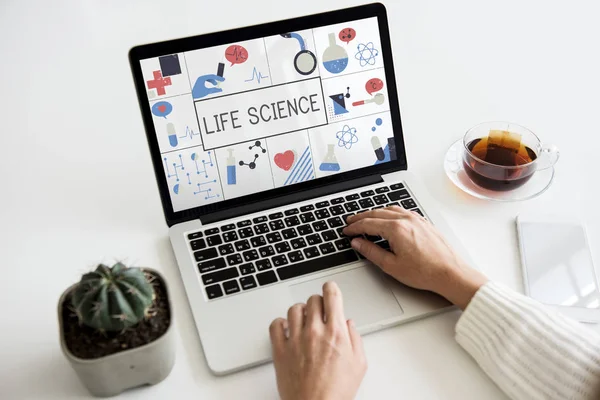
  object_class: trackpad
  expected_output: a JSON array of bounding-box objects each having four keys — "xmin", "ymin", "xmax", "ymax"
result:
[{"xmin": 289, "ymin": 266, "xmax": 403, "ymax": 328}]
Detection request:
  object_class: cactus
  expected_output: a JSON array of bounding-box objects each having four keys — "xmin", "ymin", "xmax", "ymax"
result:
[{"xmin": 71, "ymin": 262, "xmax": 155, "ymax": 331}]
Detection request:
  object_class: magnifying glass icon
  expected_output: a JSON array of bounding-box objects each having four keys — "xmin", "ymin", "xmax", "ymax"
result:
[{"xmin": 281, "ymin": 33, "xmax": 317, "ymax": 76}]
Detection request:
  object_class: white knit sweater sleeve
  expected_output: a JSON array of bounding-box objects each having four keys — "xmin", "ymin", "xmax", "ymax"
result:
[{"xmin": 455, "ymin": 281, "xmax": 600, "ymax": 400}]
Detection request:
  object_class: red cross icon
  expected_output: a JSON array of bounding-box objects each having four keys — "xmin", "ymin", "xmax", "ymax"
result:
[{"xmin": 146, "ymin": 70, "xmax": 172, "ymax": 96}]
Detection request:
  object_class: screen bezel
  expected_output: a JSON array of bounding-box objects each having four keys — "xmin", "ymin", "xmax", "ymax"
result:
[{"xmin": 128, "ymin": 3, "xmax": 407, "ymax": 227}]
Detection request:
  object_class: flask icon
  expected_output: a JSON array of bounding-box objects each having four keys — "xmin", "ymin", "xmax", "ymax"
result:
[
  {"xmin": 319, "ymin": 144, "xmax": 341, "ymax": 172},
  {"xmin": 226, "ymin": 149, "xmax": 237, "ymax": 185},
  {"xmin": 167, "ymin": 123, "xmax": 178, "ymax": 147},
  {"xmin": 322, "ymin": 33, "xmax": 349, "ymax": 74}
]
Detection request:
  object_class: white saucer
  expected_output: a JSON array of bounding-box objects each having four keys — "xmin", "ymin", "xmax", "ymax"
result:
[{"xmin": 444, "ymin": 139, "xmax": 555, "ymax": 202}]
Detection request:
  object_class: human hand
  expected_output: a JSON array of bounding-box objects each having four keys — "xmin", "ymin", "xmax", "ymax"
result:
[
  {"xmin": 269, "ymin": 282, "xmax": 367, "ymax": 400},
  {"xmin": 192, "ymin": 74, "xmax": 225, "ymax": 99},
  {"xmin": 343, "ymin": 207, "xmax": 488, "ymax": 309}
]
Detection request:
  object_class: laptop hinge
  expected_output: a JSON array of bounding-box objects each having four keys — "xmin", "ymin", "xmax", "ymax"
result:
[{"xmin": 200, "ymin": 174, "xmax": 383, "ymax": 225}]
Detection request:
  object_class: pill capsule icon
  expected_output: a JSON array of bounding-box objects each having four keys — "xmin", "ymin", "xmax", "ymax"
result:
[
  {"xmin": 371, "ymin": 136, "xmax": 385, "ymax": 161},
  {"xmin": 167, "ymin": 123, "xmax": 178, "ymax": 147}
]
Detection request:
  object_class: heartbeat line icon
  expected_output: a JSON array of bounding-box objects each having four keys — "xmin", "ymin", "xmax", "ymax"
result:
[
  {"xmin": 179, "ymin": 126, "xmax": 201, "ymax": 140},
  {"xmin": 244, "ymin": 67, "xmax": 269, "ymax": 84}
]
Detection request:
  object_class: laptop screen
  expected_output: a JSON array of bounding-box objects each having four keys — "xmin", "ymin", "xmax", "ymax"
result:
[{"xmin": 140, "ymin": 17, "xmax": 396, "ymax": 213}]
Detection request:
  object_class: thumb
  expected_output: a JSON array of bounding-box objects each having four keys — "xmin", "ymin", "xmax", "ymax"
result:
[{"xmin": 351, "ymin": 238, "xmax": 393, "ymax": 269}]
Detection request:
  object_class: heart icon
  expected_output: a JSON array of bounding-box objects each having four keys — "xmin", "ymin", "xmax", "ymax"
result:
[
  {"xmin": 158, "ymin": 105, "xmax": 167, "ymax": 113},
  {"xmin": 274, "ymin": 150, "xmax": 295, "ymax": 171}
]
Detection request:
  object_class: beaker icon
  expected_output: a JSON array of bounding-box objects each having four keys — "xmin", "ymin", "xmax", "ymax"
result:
[
  {"xmin": 322, "ymin": 33, "xmax": 349, "ymax": 74},
  {"xmin": 319, "ymin": 144, "xmax": 341, "ymax": 172}
]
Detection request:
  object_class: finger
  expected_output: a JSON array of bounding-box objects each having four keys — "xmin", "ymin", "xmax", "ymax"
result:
[
  {"xmin": 305, "ymin": 294, "xmax": 324, "ymax": 326},
  {"xmin": 343, "ymin": 217, "xmax": 392, "ymax": 237},
  {"xmin": 207, "ymin": 78, "xmax": 217, "ymax": 85},
  {"xmin": 347, "ymin": 319, "xmax": 366, "ymax": 361},
  {"xmin": 203, "ymin": 73, "xmax": 226, "ymax": 82},
  {"xmin": 205, "ymin": 87, "xmax": 223, "ymax": 95},
  {"xmin": 287, "ymin": 303, "xmax": 305, "ymax": 339},
  {"xmin": 347, "ymin": 206, "xmax": 410, "ymax": 224},
  {"xmin": 351, "ymin": 237, "xmax": 395, "ymax": 267},
  {"xmin": 269, "ymin": 318, "xmax": 287, "ymax": 360},
  {"xmin": 322, "ymin": 281, "xmax": 346, "ymax": 327}
]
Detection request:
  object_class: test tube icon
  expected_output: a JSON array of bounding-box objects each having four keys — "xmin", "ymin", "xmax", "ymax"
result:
[
  {"xmin": 226, "ymin": 149, "xmax": 236, "ymax": 185},
  {"xmin": 371, "ymin": 137, "xmax": 385, "ymax": 161},
  {"xmin": 216, "ymin": 62, "xmax": 225, "ymax": 89},
  {"xmin": 167, "ymin": 123, "xmax": 178, "ymax": 147}
]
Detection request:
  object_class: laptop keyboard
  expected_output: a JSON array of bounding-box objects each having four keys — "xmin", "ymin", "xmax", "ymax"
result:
[{"xmin": 187, "ymin": 182, "xmax": 426, "ymax": 300}]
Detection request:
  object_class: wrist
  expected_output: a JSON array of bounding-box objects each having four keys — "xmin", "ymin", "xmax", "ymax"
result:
[{"xmin": 435, "ymin": 264, "xmax": 488, "ymax": 310}]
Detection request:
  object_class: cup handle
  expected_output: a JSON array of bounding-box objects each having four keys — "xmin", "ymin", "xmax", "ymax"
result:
[{"xmin": 536, "ymin": 144, "xmax": 560, "ymax": 170}]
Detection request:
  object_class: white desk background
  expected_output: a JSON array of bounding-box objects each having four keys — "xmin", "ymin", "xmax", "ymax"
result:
[{"xmin": 2, "ymin": 0, "xmax": 599, "ymax": 398}]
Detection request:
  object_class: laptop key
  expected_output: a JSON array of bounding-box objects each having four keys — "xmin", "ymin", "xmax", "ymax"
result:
[
  {"xmin": 345, "ymin": 194, "xmax": 359, "ymax": 201},
  {"xmin": 329, "ymin": 205, "xmax": 345, "ymax": 216},
  {"xmin": 300, "ymin": 205, "xmax": 315, "ymax": 212},
  {"xmin": 275, "ymin": 242, "xmax": 291, "ymax": 254},
  {"xmin": 256, "ymin": 259, "xmax": 272, "ymax": 271},
  {"xmin": 221, "ymin": 224, "xmax": 236, "ymax": 232},
  {"xmin": 206, "ymin": 235, "xmax": 223, "ymax": 247},
  {"xmin": 272, "ymin": 254, "xmax": 288, "ymax": 267},
  {"xmin": 277, "ymin": 250, "xmax": 359, "ymax": 281},
  {"xmin": 282, "ymin": 228, "xmax": 298, "ymax": 240},
  {"xmin": 388, "ymin": 189, "xmax": 410, "ymax": 201},
  {"xmin": 269, "ymin": 220, "xmax": 285, "ymax": 231},
  {"xmin": 372, "ymin": 206, "xmax": 383, "ymax": 210},
  {"xmin": 239, "ymin": 227, "xmax": 254, "ymax": 238},
  {"xmin": 269, "ymin": 212, "xmax": 283, "ymax": 220},
  {"xmin": 344, "ymin": 202, "xmax": 360, "ymax": 212},
  {"xmin": 223, "ymin": 280, "xmax": 240, "ymax": 295},
  {"xmin": 259, "ymin": 245, "xmax": 276, "ymax": 258},
  {"xmin": 251, "ymin": 236, "xmax": 267, "ymax": 247},
  {"xmin": 373, "ymin": 195, "xmax": 388, "ymax": 205},
  {"xmin": 401, "ymin": 199, "xmax": 417, "ymax": 209},
  {"xmin": 288, "ymin": 250, "xmax": 305, "ymax": 263},
  {"xmin": 239, "ymin": 263, "xmax": 256, "ymax": 275},
  {"xmin": 226, "ymin": 254, "xmax": 243, "ymax": 266},
  {"xmin": 342, "ymin": 213, "xmax": 355, "ymax": 223},
  {"xmin": 256, "ymin": 270, "xmax": 278, "ymax": 286},
  {"xmin": 377, "ymin": 240, "xmax": 391, "ymax": 250},
  {"xmin": 306, "ymin": 233, "xmax": 323, "ymax": 246},
  {"xmin": 194, "ymin": 248, "xmax": 219, "ymax": 262},
  {"xmin": 334, "ymin": 238, "xmax": 352, "ymax": 251},
  {"xmin": 360, "ymin": 190, "xmax": 375, "ymax": 198},
  {"xmin": 312, "ymin": 221, "xmax": 328, "ymax": 232},
  {"xmin": 319, "ymin": 242, "xmax": 336, "ymax": 254},
  {"xmin": 297, "ymin": 224, "xmax": 313, "ymax": 236},
  {"xmin": 202, "ymin": 267, "xmax": 239, "ymax": 285},
  {"xmin": 237, "ymin": 220, "xmax": 251, "ymax": 228},
  {"xmin": 290, "ymin": 237, "xmax": 307, "ymax": 249},
  {"xmin": 366, "ymin": 235, "xmax": 381, "ymax": 242},
  {"xmin": 190, "ymin": 238, "xmax": 207, "ymax": 251},
  {"xmin": 315, "ymin": 209, "xmax": 331, "ymax": 219},
  {"xmin": 321, "ymin": 230, "xmax": 337, "ymax": 242},
  {"xmin": 316, "ymin": 201, "xmax": 330, "ymax": 208},
  {"xmin": 358, "ymin": 198, "xmax": 374, "ymax": 208},
  {"xmin": 376, "ymin": 186, "xmax": 390, "ymax": 193},
  {"xmin": 387, "ymin": 202, "xmax": 400, "ymax": 207},
  {"xmin": 390, "ymin": 183, "xmax": 404, "ymax": 190},
  {"xmin": 254, "ymin": 223, "xmax": 270, "ymax": 235},
  {"xmin": 413, "ymin": 208, "xmax": 425, "ymax": 217},
  {"xmin": 266, "ymin": 231, "xmax": 283, "ymax": 243},
  {"xmin": 253, "ymin": 216, "xmax": 268, "ymax": 223},
  {"xmin": 284, "ymin": 216, "xmax": 300, "ymax": 227},
  {"xmin": 218, "ymin": 243, "xmax": 235, "ymax": 256},
  {"xmin": 303, "ymin": 246, "xmax": 320, "ymax": 259},
  {"xmin": 223, "ymin": 231, "xmax": 238, "ymax": 242},
  {"xmin": 188, "ymin": 232, "xmax": 203, "ymax": 240},
  {"xmin": 331, "ymin": 197, "xmax": 345, "ymax": 205},
  {"xmin": 300, "ymin": 212, "xmax": 316, "ymax": 223},
  {"xmin": 234, "ymin": 240, "xmax": 250, "ymax": 252},
  {"xmin": 198, "ymin": 257, "xmax": 227, "ymax": 274},
  {"xmin": 240, "ymin": 276, "xmax": 258, "ymax": 290},
  {"xmin": 327, "ymin": 216, "xmax": 344, "ymax": 228},
  {"xmin": 243, "ymin": 249, "xmax": 259, "ymax": 262},
  {"xmin": 205, "ymin": 284, "xmax": 223, "ymax": 299},
  {"xmin": 284, "ymin": 208, "xmax": 299, "ymax": 216},
  {"xmin": 205, "ymin": 228, "xmax": 219, "ymax": 236}
]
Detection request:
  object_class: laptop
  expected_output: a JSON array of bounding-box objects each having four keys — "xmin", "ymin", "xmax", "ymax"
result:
[{"xmin": 129, "ymin": 3, "xmax": 471, "ymax": 375}]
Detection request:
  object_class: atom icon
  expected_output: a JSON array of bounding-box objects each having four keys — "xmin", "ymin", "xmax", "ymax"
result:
[
  {"xmin": 355, "ymin": 42, "xmax": 379, "ymax": 67},
  {"xmin": 336, "ymin": 125, "xmax": 358, "ymax": 149}
]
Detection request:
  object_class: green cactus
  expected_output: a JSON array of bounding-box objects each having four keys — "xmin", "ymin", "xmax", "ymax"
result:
[{"xmin": 71, "ymin": 262, "xmax": 155, "ymax": 331}]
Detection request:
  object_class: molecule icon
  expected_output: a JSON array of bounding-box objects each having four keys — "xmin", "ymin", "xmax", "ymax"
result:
[
  {"xmin": 355, "ymin": 42, "xmax": 379, "ymax": 67},
  {"xmin": 239, "ymin": 140, "xmax": 267, "ymax": 169},
  {"xmin": 336, "ymin": 125, "xmax": 358, "ymax": 150}
]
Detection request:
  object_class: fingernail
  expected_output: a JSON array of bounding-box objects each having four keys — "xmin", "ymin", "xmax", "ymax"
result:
[{"xmin": 351, "ymin": 238, "xmax": 361, "ymax": 251}]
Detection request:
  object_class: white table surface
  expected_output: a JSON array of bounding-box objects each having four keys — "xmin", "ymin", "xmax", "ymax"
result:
[{"xmin": 2, "ymin": 0, "xmax": 600, "ymax": 398}]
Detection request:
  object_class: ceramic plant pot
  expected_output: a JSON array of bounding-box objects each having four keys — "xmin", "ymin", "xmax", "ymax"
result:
[{"xmin": 57, "ymin": 268, "xmax": 175, "ymax": 397}]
